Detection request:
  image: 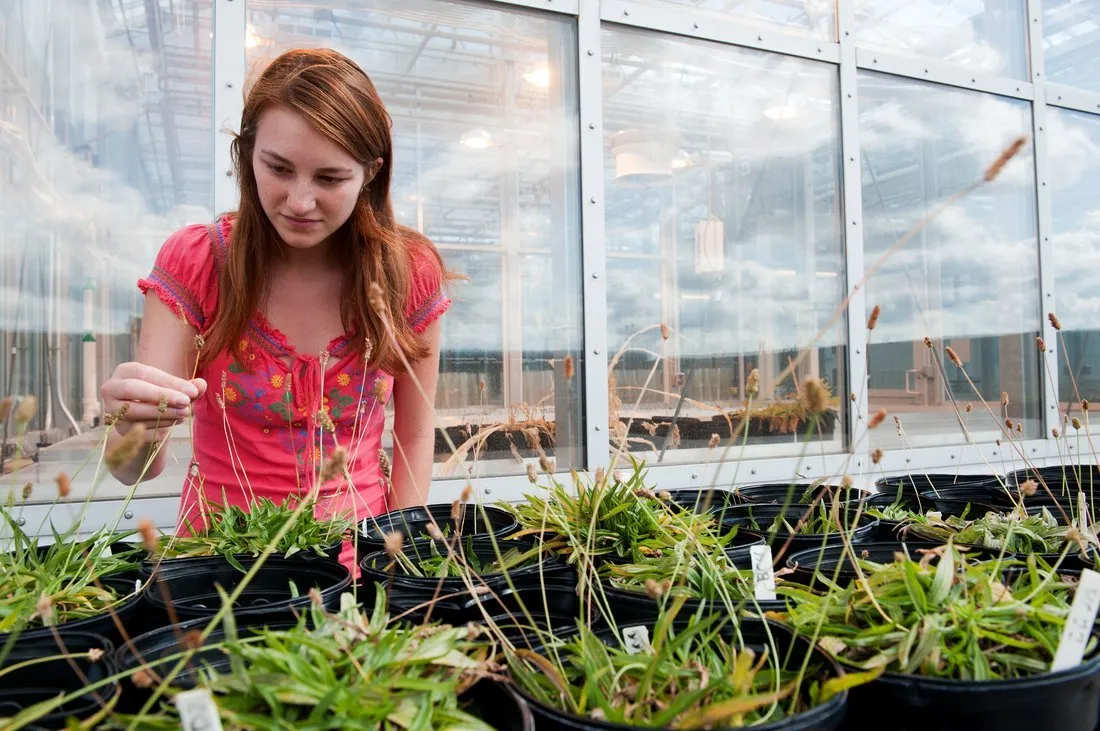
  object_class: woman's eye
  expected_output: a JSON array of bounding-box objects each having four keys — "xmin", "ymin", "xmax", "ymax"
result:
[
  {"xmin": 267, "ymin": 164, "xmax": 291, "ymax": 175},
  {"xmin": 319, "ymin": 176, "xmax": 348, "ymax": 185}
]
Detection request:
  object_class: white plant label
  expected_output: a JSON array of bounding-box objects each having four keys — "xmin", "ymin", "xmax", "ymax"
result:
[
  {"xmin": 1052, "ymin": 568, "xmax": 1100, "ymax": 672},
  {"xmin": 750, "ymin": 544, "xmax": 777, "ymax": 601},
  {"xmin": 175, "ymin": 688, "xmax": 223, "ymax": 731},
  {"xmin": 622, "ymin": 625, "xmax": 652, "ymax": 655}
]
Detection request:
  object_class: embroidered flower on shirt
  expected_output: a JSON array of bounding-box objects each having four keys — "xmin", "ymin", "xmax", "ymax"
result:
[
  {"xmin": 223, "ymin": 385, "xmax": 240, "ymax": 404},
  {"xmin": 270, "ymin": 374, "xmax": 284, "ymax": 388},
  {"xmin": 337, "ymin": 372, "xmax": 351, "ymax": 387}
]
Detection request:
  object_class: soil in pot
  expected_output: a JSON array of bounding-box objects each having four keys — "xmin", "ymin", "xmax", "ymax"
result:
[
  {"xmin": 508, "ymin": 615, "xmax": 850, "ymax": 731},
  {"xmin": 0, "ymin": 631, "xmax": 119, "ymax": 730},
  {"xmin": 720, "ymin": 503, "xmax": 879, "ymax": 563},
  {"xmin": 356, "ymin": 503, "xmax": 519, "ymax": 562},
  {"xmin": 359, "ymin": 537, "xmax": 573, "ymax": 623},
  {"xmin": 143, "ymin": 555, "xmax": 350, "ymax": 624}
]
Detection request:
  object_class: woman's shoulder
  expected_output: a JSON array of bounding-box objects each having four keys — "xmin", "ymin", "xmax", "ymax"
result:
[
  {"xmin": 137, "ymin": 215, "xmax": 233, "ymax": 329},
  {"xmin": 399, "ymin": 227, "xmax": 452, "ymax": 333}
]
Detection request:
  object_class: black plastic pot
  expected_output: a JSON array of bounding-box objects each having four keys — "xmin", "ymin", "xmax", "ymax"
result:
[
  {"xmin": 1011, "ymin": 464, "xmax": 1100, "ymax": 495},
  {"xmin": 918, "ymin": 485, "xmax": 1012, "ymax": 513},
  {"xmin": 463, "ymin": 679, "xmax": 535, "ymax": 731},
  {"xmin": 142, "ymin": 540, "xmax": 343, "ymax": 577},
  {"xmin": 464, "ymin": 579, "xmax": 583, "ymax": 644},
  {"xmin": 875, "ymin": 472, "xmax": 1004, "ymax": 497},
  {"xmin": 863, "ymin": 492, "xmax": 932, "ymax": 541},
  {"xmin": 360, "ymin": 538, "xmax": 573, "ymax": 622},
  {"xmin": 599, "ymin": 580, "xmax": 787, "ymax": 626},
  {"xmin": 720, "ymin": 503, "xmax": 879, "ymax": 562},
  {"xmin": 785, "ymin": 542, "xmax": 1009, "ymax": 590},
  {"xmin": 733, "ymin": 482, "xmax": 866, "ymax": 506},
  {"xmin": 143, "ymin": 555, "xmax": 350, "ymax": 623},
  {"xmin": 512, "ymin": 618, "xmax": 847, "ymax": 731},
  {"xmin": 840, "ymin": 629, "xmax": 1100, "ymax": 731},
  {"xmin": 0, "ymin": 571, "xmax": 147, "ymax": 655},
  {"xmin": 356, "ymin": 504, "xmax": 519, "ymax": 562},
  {"xmin": 0, "ymin": 631, "xmax": 119, "ymax": 730},
  {"xmin": 663, "ymin": 488, "xmax": 740, "ymax": 513},
  {"xmin": 113, "ymin": 615, "xmax": 297, "ymax": 712}
]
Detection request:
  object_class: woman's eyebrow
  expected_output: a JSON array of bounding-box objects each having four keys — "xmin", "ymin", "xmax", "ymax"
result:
[{"xmin": 260, "ymin": 149, "xmax": 353, "ymax": 175}]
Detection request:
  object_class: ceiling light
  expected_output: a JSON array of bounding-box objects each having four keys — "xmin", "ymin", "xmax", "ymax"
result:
[
  {"xmin": 460, "ymin": 128, "xmax": 493, "ymax": 149},
  {"xmin": 522, "ymin": 67, "xmax": 552, "ymax": 88}
]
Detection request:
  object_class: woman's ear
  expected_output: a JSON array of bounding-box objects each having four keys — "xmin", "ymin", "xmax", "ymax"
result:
[{"xmin": 365, "ymin": 157, "xmax": 384, "ymax": 184}]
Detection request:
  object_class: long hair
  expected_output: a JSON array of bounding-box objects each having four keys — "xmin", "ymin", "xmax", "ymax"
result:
[{"xmin": 202, "ymin": 48, "xmax": 445, "ymax": 374}]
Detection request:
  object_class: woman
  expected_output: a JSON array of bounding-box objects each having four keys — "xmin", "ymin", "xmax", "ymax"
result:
[{"xmin": 101, "ymin": 49, "xmax": 451, "ymax": 564}]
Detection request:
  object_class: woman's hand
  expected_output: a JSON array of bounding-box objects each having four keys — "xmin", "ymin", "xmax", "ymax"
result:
[{"xmin": 101, "ymin": 362, "xmax": 207, "ymax": 442}]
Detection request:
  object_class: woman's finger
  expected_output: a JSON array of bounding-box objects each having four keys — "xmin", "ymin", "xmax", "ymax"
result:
[{"xmin": 103, "ymin": 378, "xmax": 194, "ymax": 410}]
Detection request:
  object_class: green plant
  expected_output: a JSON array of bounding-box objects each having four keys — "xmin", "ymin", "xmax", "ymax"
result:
[
  {"xmin": 158, "ymin": 497, "xmax": 351, "ymax": 570},
  {"xmin": 106, "ymin": 593, "xmax": 498, "ymax": 730},
  {"xmin": 907, "ymin": 508, "xmax": 1094, "ymax": 555},
  {"xmin": 508, "ymin": 602, "xmax": 868, "ymax": 728},
  {"xmin": 390, "ymin": 538, "xmax": 544, "ymax": 579},
  {"xmin": 784, "ymin": 545, "xmax": 1095, "ymax": 680},
  {"xmin": 0, "ymin": 511, "xmax": 140, "ymax": 635}
]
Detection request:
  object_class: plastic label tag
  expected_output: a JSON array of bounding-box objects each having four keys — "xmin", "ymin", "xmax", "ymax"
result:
[
  {"xmin": 175, "ymin": 688, "xmax": 223, "ymax": 731},
  {"xmin": 750, "ymin": 544, "xmax": 777, "ymax": 601},
  {"xmin": 1052, "ymin": 568, "xmax": 1100, "ymax": 672},
  {"xmin": 622, "ymin": 625, "xmax": 652, "ymax": 655}
]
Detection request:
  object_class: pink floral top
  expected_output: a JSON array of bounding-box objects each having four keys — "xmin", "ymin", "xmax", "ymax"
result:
[{"xmin": 137, "ymin": 215, "xmax": 450, "ymax": 561}]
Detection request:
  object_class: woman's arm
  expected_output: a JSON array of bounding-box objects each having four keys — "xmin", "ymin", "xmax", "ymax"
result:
[{"xmin": 389, "ymin": 319, "xmax": 442, "ymax": 507}]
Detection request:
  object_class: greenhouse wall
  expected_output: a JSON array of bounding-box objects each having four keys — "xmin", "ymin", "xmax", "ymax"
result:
[{"xmin": 2, "ymin": 0, "xmax": 1099, "ymax": 533}]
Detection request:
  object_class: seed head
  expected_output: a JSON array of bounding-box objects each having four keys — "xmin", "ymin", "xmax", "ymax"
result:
[
  {"xmin": 660, "ymin": 323, "xmax": 670, "ymax": 340},
  {"xmin": 983, "ymin": 136, "xmax": 1027, "ymax": 182},
  {"xmin": 460, "ymin": 484, "xmax": 473, "ymax": 503},
  {"xmin": 180, "ymin": 630, "xmax": 203, "ymax": 651},
  {"xmin": 868, "ymin": 408, "xmax": 888, "ymax": 429},
  {"xmin": 644, "ymin": 578, "xmax": 664, "ymax": 600},
  {"xmin": 633, "ymin": 487, "xmax": 656, "ymax": 499},
  {"xmin": 368, "ymin": 282, "xmax": 388, "ymax": 315},
  {"xmin": 1015, "ymin": 422, "xmax": 1023, "ymax": 434},
  {"xmin": 14, "ymin": 395, "xmax": 36, "ymax": 425},
  {"xmin": 87, "ymin": 648, "xmax": 104, "ymax": 663},
  {"xmin": 867, "ymin": 305, "xmax": 881, "ymax": 331},
  {"xmin": 1049, "ymin": 312, "xmax": 1063, "ymax": 331},
  {"xmin": 849, "ymin": 392, "xmax": 857, "ymax": 402},
  {"xmin": 965, "ymin": 402, "xmax": 973, "ymax": 413},
  {"xmin": 316, "ymin": 408, "xmax": 336, "ymax": 434},
  {"xmin": 157, "ymin": 395, "xmax": 169, "ymax": 414},
  {"xmin": 871, "ymin": 448, "xmax": 883, "ymax": 465},
  {"xmin": 1037, "ymin": 336, "xmax": 1046, "ymax": 352},
  {"xmin": 194, "ymin": 334, "xmax": 206, "ymax": 351},
  {"xmin": 1084, "ymin": 400, "xmax": 1090, "ymax": 412},
  {"xmin": 36, "ymin": 593, "xmax": 54, "ymax": 623},
  {"xmin": 319, "ymin": 446, "xmax": 348, "ymax": 483},
  {"xmin": 0, "ymin": 396, "xmax": 12, "ymax": 422},
  {"xmin": 132, "ymin": 669, "xmax": 154, "ymax": 688},
  {"xmin": 1001, "ymin": 392, "xmax": 1010, "ymax": 407},
  {"xmin": 945, "ymin": 347, "xmax": 962, "ymax": 368},
  {"xmin": 372, "ymin": 378, "xmax": 389, "ymax": 403},
  {"xmin": 526, "ymin": 463, "xmax": 538, "ymax": 483},
  {"xmin": 1019, "ymin": 479, "xmax": 1038, "ymax": 498},
  {"xmin": 55, "ymin": 473, "xmax": 71, "ymax": 499},
  {"xmin": 137, "ymin": 518, "xmax": 158, "ymax": 553},
  {"xmin": 800, "ymin": 378, "xmax": 830, "ymax": 415},
  {"xmin": 383, "ymin": 530, "xmax": 404, "ymax": 558},
  {"xmin": 105, "ymin": 424, "xmax": 146, "ymax": 471},
  {"xmin": 308, "ymin": 587, "xmax": 324, "ymax": 607},
  {"xmin": 1053, "ymin": 427, "xmax": 1061, "ymax": 438},
  {"xmin": 563, "ymin": 354, "xmax": 575, "ymax": 380},
  {"xmin": 539, "ymin": 454, "xmax": 554, "ymax": 473},
  {"xmin": 104, "ymin": 403, "xmax": 129, "ymax": 427},
  {"xmin": 595, "ymin": 466, "xmax": 606, "ymax": 485},
  {"xmin": 1005, "ymin": 418, "xmax": 1014, "ymax": 430},
  {"xmin": 21, "ymin": 482, "xmax": 32, "ymax": 500},
  {"xmin": 923, "ymin": 337, "xmax": 933, "ymax": 349},
  {"xmin": 708, "ymin": 433, "xmax": 720, "ymax": 449},
  {"xmin": 426, "ymin": 522, "xmax": 444, "ymax": 540},
  {"xmin": 1073, "ymin": 417, "xmax": 1083, "ymax": 430},
  {"xmin": 658, "ymin": 490, "xmax": 671, "ymax": 501},
  {"xmin": 746, "ymin": 369, "xmax": 760, "ymax": 398}
]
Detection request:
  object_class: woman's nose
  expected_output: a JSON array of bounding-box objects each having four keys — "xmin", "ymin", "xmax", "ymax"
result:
[{"xmin": 287, "ymin": 180, "xmax": 316, "ymax": 213}]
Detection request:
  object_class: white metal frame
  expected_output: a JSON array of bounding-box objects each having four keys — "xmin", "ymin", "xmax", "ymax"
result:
[{"xmin": 23, "ymin": 0, "xmax": 1095, "ymax": 532}]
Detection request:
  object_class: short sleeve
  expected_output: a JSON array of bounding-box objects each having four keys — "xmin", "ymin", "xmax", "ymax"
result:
[
  {"xmin": 137, "ymin": 222, "xmax": 220, "ymax": 331},
  {"xmin": 403, "ymin": 235, "xmax": 452, "ymax": 334}
]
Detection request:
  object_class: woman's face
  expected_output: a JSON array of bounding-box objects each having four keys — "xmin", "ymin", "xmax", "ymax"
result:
[{"xmin": 251, "ymin": 105, "xmax": 381, "ymax": 252}]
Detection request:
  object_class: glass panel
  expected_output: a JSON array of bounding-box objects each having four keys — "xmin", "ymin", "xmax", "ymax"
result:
[
  {"xmin": 249, "ymin": 1, "xmax": 585, "ymax": 476},
  {"xmin": 855, "ymin": 1, "xmax": 1028, "ymax": 79},
  {"xmin": 629, "ymin": 0, "xmax": 835, "ymax": 40},
  {"xmin": 0, "ymin": 0, "xmax": 213, "ymax": 475},
  {"xmin": 859, "ymin": 72, "xmax": 1041, "ymax": 450},
  {"xmin": 1044, "ymin": 0, "xmax": 1100, "ymax": 92},
  {"xmin": 602, "ymin": 27, "xmax": 846, "ymax": 464},
  {"xmin": 1049, "ymin": 107, "xmax": 1100, "ymax": 412}
]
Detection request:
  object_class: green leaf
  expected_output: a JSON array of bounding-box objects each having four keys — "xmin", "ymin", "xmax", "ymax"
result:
[{"xmin": 818, "ymin": 666, "xmax": 884, "ymax": 703}]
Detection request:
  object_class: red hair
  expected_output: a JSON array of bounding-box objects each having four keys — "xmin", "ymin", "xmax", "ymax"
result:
[{"xmin": 202, "ymin": 48, "xmax": 446, "ymax": 374}]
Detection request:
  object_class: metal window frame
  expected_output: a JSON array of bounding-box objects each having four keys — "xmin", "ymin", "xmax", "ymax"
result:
[{"xmin": 31, "ymin": 0, "xmax": 1097, "ymax": 533}]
